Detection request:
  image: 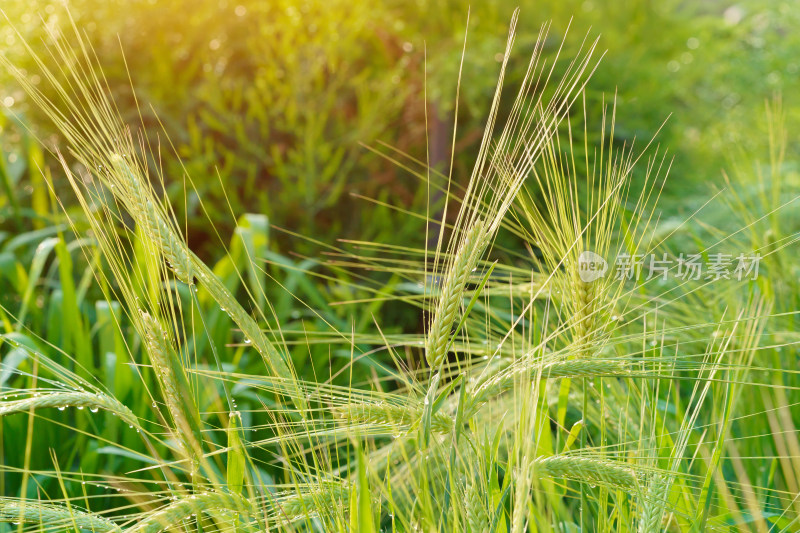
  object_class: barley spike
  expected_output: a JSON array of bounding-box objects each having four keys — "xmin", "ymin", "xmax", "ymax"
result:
[
  {"xmin": 534, "ymin": 455, "xmax": 638, "ymax": 490},
  {"xmin": 426, "ymin": 221, "xmax": 490, "ymax": 368},
  {"xmin": 0, "ymin": 499, "xmax": 121, "ymax": 532},
  {"xmin": 0, "ymin": 391, "xmax": 138, "ymax": 429},
  {"xmin": 129, "ymin": 492, "xmax": 252, "ymax": 533},
  {"xmin": 140, "ymin": 312, "xmax": 204, "ymax": 466}
]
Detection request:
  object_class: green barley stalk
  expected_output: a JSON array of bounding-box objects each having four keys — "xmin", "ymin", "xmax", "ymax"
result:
[
  {"xmin": 635, "ymin": 309, "xmax": 761, "ymax": 532},
  {"xmin": 0, "ymin": 391, "xmax": 138, "ymax": 429},
  {"xmin": 192, "ymin": 258, "xmax": 300, "ymax": 402},
  {"xmin": 0, "ymin": 499, "xmax": 121, "ymax": 532}
]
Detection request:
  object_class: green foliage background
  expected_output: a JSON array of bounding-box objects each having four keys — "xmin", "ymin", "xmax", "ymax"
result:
[{"xmin": 3, "ymin": 0, "xmax": 798, "ymax": 248}]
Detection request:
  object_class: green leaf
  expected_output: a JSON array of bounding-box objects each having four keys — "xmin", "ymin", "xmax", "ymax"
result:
[
  {"xmin": 562, "ymin": 419, "xmax": 584, "ymax": 453},
  {"xmin": 352, "ymin": 443, "xmax": 376, "ymax": 533},
  {"xmin": 227, "ymin": 411, "xmax": 246, "ymax": 496},
  {"xmin": 231, "ymin": 213, "xmax": 269, "ymax": 309},
  {"xmin": 17, "ymin": 236, "xmax": 59, "ymax": 325},
  {"xmin": 419, "ymin": 373, "xmax": 441, "ymax": 449},
  {"xmin": 54, "ymin": 238, "xmax": 91, "ymax": 370}
]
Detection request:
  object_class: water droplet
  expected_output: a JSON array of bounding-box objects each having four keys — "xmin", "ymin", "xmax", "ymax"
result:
[{"xmin": 90, "ymin": 407, "xmax": 99, "ymax": 413}]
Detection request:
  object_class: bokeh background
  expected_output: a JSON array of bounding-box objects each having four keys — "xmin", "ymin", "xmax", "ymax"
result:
[{"xmin": 2, "ymin": 0, "xmax": 798, "ymax": 256}]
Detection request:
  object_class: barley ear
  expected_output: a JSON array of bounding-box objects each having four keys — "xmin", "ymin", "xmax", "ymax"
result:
[
  {"xmin": 0, "ymin": 499, "xmax": 121, "ymax": 532},
  {"xmin": 275, "ymin": 484, "xmax": 349, "ymax": 521},
  {"xmin": 466, "ymin": 359, "xmax": 628, "ymax": 419},
  {"xmin": 534, "ymin": 455, "xmax": 638, "ymax": 491},
  {"xmin": 464, "ymin": 482, "xmax": 489, "ymax": 532},
  {"xmin": 426, "ymin": 221, "xmax": 490, "ymax": 369},
  {"xmin": 574, "ymin": 279, "xmax": 597, "ymax": 357},
  {"xmin": 0, "ymin": 390, "xmax": 139, "ymax": 429},
  {"xmin": 571, "ymin": 246, "xmax": 601, "ymax": 359},
  {"xmin": 334, "ymin": 402, "xmax": 451, "ymax": 434},
  {"xmin": 638, "ymin": 473, "xmax": 670, "ymax": 533},
  {"xmin": 140, "ymin": 312, "xmax": 204, "ymax": 468},
  {"xmin": 109, "ymin": 154, "xmax": 194, "ymax": 284},
  {"xmin": 111, "ymin": 156, "xmax": 302, "ymax": 411},
  {"xmin": 129, "ymin": 492, "xmax": 253, "ymax": 533}
]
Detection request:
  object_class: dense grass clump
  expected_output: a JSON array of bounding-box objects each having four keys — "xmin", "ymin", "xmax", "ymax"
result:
[{"xmin": 1, "ymin": 6, "xmax": 799, "ymax": 533}]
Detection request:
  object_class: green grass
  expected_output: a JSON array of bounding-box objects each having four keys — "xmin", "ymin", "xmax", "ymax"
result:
[{"xmin": 1, "ymin": 4, "xmax": 799, "ymax": 533}]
